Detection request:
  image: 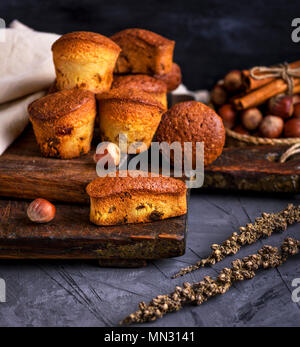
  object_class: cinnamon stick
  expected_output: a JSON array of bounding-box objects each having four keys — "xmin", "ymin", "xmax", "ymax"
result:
[
  {"xmin": 242, "ymin": 60, "xmax": 300, "ymax": 92},
  {"xmin": 233, "ymin": 78, "xmax": 300, "ymax": 110}
]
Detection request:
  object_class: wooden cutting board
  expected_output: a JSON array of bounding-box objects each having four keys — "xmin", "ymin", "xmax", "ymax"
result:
[
  {"xmin": 0, "ymin": 126, "xmax": 189, "ymax": 263},
  {"xmin": 0, "ymin": 198, "xmax": 187, "ymax": 263},
  {"xmin": 0, "ymin": 126, "xmax": 299, "ymax": 203},
  {"xmin": 0, "ymin": 123, "xmax": 298, "ymax": 262},
  {"xmin": 204, "ymin": 145, "xmax": 300, "ymax": 193}
]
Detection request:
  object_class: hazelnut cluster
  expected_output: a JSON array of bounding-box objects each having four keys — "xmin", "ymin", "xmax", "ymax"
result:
[
  {"xmin": 173, "ymin": 204, "xmax": 300, "ymax": 278},
  {"xmin": 211, "ymin": 70, "xmax": 300, "ymax": 138},
  {"xmin": 121, "ymin": 237, "xmax": 300, "ymax": 324}
]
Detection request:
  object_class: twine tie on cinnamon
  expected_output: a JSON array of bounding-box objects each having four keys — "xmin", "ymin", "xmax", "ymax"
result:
[
  {"xmin": 250, "ymin": 62, "xmax": 300, "ymax": 96},
  {"xmin": 280, "ymin": 143, "xmax": 300, "ymax": 163}
]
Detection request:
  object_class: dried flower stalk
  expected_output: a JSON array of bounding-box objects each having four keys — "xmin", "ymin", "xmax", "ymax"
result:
[
  {"xmin": 121, "ymin": 237, "xmax": 300, "ymax": 325},
  {"xmin": 173, "ymin": 204, "xmax": 300, "ymax": 278}
]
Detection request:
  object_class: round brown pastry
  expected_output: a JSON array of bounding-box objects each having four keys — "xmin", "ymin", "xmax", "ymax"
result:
[
  {"xmin": 28, "ymin": 89, "xmax": 96, "ymax": 159},
  {"xmin": 52, "ymin": 31, "xmax": 121, "ymax": 93},
  {"xmin": 86, "ymin": 170, "xmax": 187, "ymax": 225},
  {"xmin": 153, "ymin": 63, "xmax": 182, "ymax": 92},
  {"xmin": 111, "ymin": 28, "xmax": 174, "ymax": 75},
  {"xmin": 156, "ymin": 101, "xmax": 225, "ymax": 167},
  {"xmin": 111, "ymin": 74, "xmax": 167, "ymax": 109},
  {"xmin": 96, "ymin": 88, "xmax": 165, "ymax": 154}
]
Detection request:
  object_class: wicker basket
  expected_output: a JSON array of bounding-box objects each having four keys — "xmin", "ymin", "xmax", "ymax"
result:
[{"xmin": 226, "ymin": 127, "xmax": 300, "ymax": 146}]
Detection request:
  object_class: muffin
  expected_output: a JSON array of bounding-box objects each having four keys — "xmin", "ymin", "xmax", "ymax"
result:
[
  {"xmin": 156, "ymin": 101, "xmax": 225, "ymax": 167},
  {"xmin": 111, "ymin": 74, "xmax": 168, "ymax": 109},
  {"xmin": 28, "ymin": 89, "xmax": 96, "ymax": 159},
  {"xmin": 86, "ymin": 170, "xmax": 187, "ymax": 225},
  {"xmin": 111, "ymin": 28, "xmax": 175, "ymax": 75},
  {"xmin": 96, "ymin": 88, "xmax": 165, "ymax": 153},
  {"xmin": 154, "ymin": 62, "xmax": 182, "ymax": 92},
  {"xmin": 52, "ymin": 31, "xmax": 121, "ymax": 93}
]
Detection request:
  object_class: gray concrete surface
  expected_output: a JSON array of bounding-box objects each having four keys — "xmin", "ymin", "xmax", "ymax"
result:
[{"xmin": 0, "ymin": 190, "xmax": 299, "ymax": 327}]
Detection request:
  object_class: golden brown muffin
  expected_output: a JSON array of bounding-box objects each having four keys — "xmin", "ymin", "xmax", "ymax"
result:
[
  {"xmin": 96, "ymin": 88, "xmax": 165, "ymax": 154},
  {"xmin": 111, "ymin": 74, "xmax": 168, "ymax": 109},
  {"xmin": 154, "ymin": 63, "xmax": 182, "ymax": 92},
  {"xmin": 111, "ymin": 28, "xmax": 175, "ymax": 75},
  {"xmin": 156, "ymin": 101, "xmax": 225, "ymax": 167},
  {"xmin": 86, "ymin": 170, "xmax": 187, "ymax": 225},
  {"xmin": 52, "ymin": 31, "xmax": 121, "ymax": 93},
  {"xmin": 28, "ymin": 89, "xmax": 96, "ymax": 159}
]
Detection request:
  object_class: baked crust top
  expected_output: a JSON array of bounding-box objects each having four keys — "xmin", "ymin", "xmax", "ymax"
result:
[
  {"xmin": 96, "ymin": 88, "xmax": 165, "ymax": 111},
  {"xmin": 28, "ymin": 89, "xmax": 95, "ymax": 122},
  {"xmin": 52, "ymin": 31, "xmax": 121, "ymax": 52},
  {"xmin": 111, "ymin": 28, "xmax": 174, "ymax": 48},
  {"xmin": 112, "ymin": 75, "xmax": 167, "ymax": 93},
  {"xmin": 154, "ymin": 63, "xmax": 182, "ymax": 92},
  {"xmin": 86, "ymin": 170, "xmax": 186, "ymax": 198},
  {"xmin": 156, "ymin": 101, "xmax": 225, "ymax": 166}
]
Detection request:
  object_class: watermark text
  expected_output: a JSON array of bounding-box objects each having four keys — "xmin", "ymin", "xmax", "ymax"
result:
[
  {"xmin": 291, "ymin": 18, "xmax": 300, "ymax": 43},
  {"xmin": 0, "ymin": 278, "xmax": 6, "ymax": 303},
  {"xmin": 0, "ymin": 18, "xmax": 5, "ymax": 43},
  {"xmin": 292, "ymin": 278, "xmax": 300, "ymax": 303}
]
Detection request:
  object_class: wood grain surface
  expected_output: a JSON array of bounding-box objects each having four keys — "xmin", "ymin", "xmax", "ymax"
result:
[
  {"xmin": 205, "ymin": 145, "xmax": 300, "ymax": 193},
  {"xmin": 0, "ymin": 126, "xmax": 299, "ymax": 206},
  {"xmin": 0, "ymin": 126, "xmax": 189, "ymax": 262},
  {"xmin": 0, "ymin": 198, "xmax": 187, "ymax": 260}
]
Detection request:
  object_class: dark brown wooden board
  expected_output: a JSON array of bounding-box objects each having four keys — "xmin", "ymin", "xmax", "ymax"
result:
[
  {"xmin": 0, "ymin": 126, "xmax": 299, "ymax": 205},
  {"xmin": 205, "ymin": 145, "xmax": 300, "ymax": 193},
  {"xmin": 0, "ymin": 198, "xmax": 187, "ymax": 261},
  {"xmin": 0, "ymin": 126, "xmax": 190, "ymax": 262},
  {"xmin": 0, "ymin": 127, "xmax": 96, "ymax": 204}
]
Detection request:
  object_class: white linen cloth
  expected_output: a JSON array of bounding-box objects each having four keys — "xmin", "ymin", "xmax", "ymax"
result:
[
  {"xmin": 0, "ymin": 20, "xmax": 59, "ymax": 155},
  {"xmin": 0, "ymin": 21, "xmax": 209, "ymax": 156}
]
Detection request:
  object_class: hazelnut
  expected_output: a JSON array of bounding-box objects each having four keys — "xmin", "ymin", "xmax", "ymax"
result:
[
  {"xmin": 241, "ymin": 108, "xmax": 263, "ymax": 131},
  {"xmin": 293, "ymin": 103, "xmax": 300, "ymax": 118},
  {"xmin": 210, "ymin": 84, "xmax": 227, "ymax": 106},
  {"xmin": 94, "ymin": 142, "xmax": 120, "ymax": 167},
  {"xmin": 218, "ymin": 104, "xmax": 237, "ymax": 129},
  {"xmin": 27, "ymin": 198, "xmax": 56, "ymax": 223},
  {"xmin": 292, "ymin": 94, "xmax": 300, "ymax": 104},
  {"xmin": 259, "ymin": 115, "xmax": 284, "ymax": 138},
  {"xmin": 284, "ymin": 118, "xmax": 300, "ymax": 138},
  {"xmin": 224, "ymin": 70, "xmax": 243, "ymax": 92},
  {"xmin": 233, "ymin": 125, "xmax": 250, "ymax": 135},
  {"xmin": 268, "ymin": 94, "xmax": 293, "ymax": 119}
]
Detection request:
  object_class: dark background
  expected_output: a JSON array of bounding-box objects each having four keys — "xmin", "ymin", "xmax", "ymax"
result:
[{"xmin": 1, "ymin": 0, "xmax": 299, "ymax": 90}]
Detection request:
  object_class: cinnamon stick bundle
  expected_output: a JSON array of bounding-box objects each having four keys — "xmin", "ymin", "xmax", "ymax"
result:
[
  {"xmin": 242, "ymin": 60, "xmax": 300, "ymax": 92},
  {"xmin": 233, "ymin": 77, "xmax": 300, "ymax": 110}
]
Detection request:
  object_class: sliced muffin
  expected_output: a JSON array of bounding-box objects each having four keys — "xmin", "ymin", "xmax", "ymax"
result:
[{"xmin": 86, "ymin": 170, "xmax": 187, "ymax": 225}]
